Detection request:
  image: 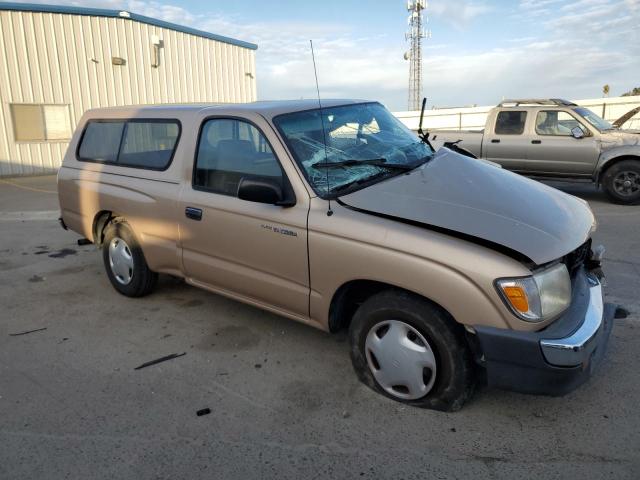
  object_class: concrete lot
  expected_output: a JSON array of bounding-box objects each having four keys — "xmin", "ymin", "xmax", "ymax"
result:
[{"xmin": 0, "ymin": 175, "xmax": 638, "ymax": 479}]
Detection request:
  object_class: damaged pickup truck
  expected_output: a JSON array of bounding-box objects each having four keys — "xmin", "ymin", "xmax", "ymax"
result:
[
  {"xmin": 58, "ymin": 100, "xmax": 615, "ymax": 411},
  {"xmin": 430, "ymin": 99, "xmax": 640, "ymax": 204}
]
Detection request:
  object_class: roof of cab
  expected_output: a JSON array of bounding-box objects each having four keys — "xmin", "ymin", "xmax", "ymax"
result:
[{"xmin": 82, "ymin": 99, "xmax": 374, "ymax": 119}]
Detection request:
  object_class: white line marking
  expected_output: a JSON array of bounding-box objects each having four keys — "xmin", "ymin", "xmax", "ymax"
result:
[{"xmin": 0, "ymin": 210, "xmax": 60, "ymax": 221}]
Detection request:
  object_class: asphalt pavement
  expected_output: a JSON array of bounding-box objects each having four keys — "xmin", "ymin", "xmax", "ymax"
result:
[{"xmin": 0, "ymin": 175, "xmax": 638, "ymax": 479}]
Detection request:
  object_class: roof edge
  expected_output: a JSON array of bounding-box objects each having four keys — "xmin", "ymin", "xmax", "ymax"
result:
[{"xmin": 0, "ymin": 2, "xmax": 258, "ymax": 50}]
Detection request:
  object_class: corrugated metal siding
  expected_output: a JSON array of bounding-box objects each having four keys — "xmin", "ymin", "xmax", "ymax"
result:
[{"xmin": 0, "ymin": 10, "xmax": 257, "ymax": 176}]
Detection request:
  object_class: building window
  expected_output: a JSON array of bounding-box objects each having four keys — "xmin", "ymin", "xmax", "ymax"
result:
[
  {"xmin": 10, "ymin": 104, "xmax": 72, "ymax": 142},
  {"xmin": 77, "ymin": 119, "xmax": 180, "ymax": 170}
]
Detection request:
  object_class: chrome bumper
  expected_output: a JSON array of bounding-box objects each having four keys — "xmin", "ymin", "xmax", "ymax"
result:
[{"xmin": 540, "ymin": 274, "xmax": 604, "ymax": 367}]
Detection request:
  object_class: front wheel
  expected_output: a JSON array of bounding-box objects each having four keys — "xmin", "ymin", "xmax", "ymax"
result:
[
  {"xmin": 349, "ymin": 290, "xmax": 476, "ymax": 411},
  {"xmin": 602, "ymin": 160, "xmax": 640, "ymax": 204},
  {"xmin": 102, "ymin": 221, "xmax": 157, "ymax": 297}
]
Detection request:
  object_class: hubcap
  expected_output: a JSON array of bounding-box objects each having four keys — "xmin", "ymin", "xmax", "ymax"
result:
[
  {"xmin": 108, "ymin": 237, "xmax": 134, "ymax": 285},
  {"xmin": 364, "ymin": 320, "xmax": 437, "ymax": 400},
  {"xmin": 613, "ymin": 171, "xmax": 640, "ymax": 196}
]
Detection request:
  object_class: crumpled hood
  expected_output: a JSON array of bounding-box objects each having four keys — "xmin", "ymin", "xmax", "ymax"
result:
[{"xmin": 340, "ymin": 148, "xmax": 595, "ymax": 265}]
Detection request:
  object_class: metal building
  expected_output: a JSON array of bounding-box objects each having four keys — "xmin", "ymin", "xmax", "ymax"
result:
[{"xmin": 0, "ymin": 2, "xmax": 258, "ymax": 177}]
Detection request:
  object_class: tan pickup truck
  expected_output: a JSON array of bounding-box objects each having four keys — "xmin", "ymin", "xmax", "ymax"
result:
[
  {"xmin": 58, "ymin": 100, "xmax": 615, "ymax": 410},
  {"xmin": 429, "ymin": 99, "xmax": 640, "ymax": 204}
]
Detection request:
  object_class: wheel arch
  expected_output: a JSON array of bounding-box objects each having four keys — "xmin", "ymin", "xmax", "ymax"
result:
[
  {"xmin": 596, "ymin": 154, "xmax": 640, "ymax": 184},
  {"xmin": 92, "ymin": 210, "xmax": 125, "ymax": 247},
  {"xmin": 328, "ymin": 279, "xmax": 454, "ymax": 333}
]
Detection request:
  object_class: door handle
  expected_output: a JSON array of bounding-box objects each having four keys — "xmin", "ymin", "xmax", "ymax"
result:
[
  {"xmin": 531, "ymin": 140, "xmax": 542, "ymax": 144},
  {"xmin": 491, "ymin": 139, "xmax": 500, "ymax": 143},
  {"xmin": 185, "ymin": 207, "xmax": 202, "ymax": 221}
]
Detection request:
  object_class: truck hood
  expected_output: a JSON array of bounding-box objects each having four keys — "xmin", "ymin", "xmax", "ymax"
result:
[
  {"xmin": 339, "ymin": 148, "xmax": 595, "ymax": 265},
  {"xmin": 599, "ymin": 130, "xmax": 640, "ymax": 149}
]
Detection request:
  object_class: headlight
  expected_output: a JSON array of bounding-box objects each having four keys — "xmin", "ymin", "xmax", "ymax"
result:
[{"xmin": 496, "ymin": 263, "xmax": 571, "ymax": 322}]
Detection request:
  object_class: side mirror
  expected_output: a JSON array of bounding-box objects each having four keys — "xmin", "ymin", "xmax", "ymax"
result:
[
  {"xmin": 571, "ymin": 126, "xmax": 585, "ymax": 139},
  {"xmin": 237, "ymin": 177, "xmax": 295, "ymax": 207}
]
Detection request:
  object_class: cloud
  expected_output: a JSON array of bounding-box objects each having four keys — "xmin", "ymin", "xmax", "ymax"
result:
[
  {"xmin": 428, "ymin": 1, "xmax": 493, "ymax": 29},
  {"xmin": 423, "ymin": 39, "xmax": 632, "ymax": 107},
  {"xmin": 8, "ymin": 0, "xmax": 640, "ymax": 109}
]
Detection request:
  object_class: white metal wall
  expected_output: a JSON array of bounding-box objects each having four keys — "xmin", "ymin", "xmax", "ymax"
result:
[
  {"xmin": 0, "ymin": 9, "xmax": 257, "ymax": 176},
  {"xmin": 395, "ymin": 95, "xmax": 640, "ymax": 132}
]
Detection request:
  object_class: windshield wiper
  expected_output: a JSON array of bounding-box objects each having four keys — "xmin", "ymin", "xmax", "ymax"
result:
[
  {"xmin": 330, "ymin": 171, "xmax": 390, "ymax": 194},
  {"xmin": 311, "ymin": 158, "xmax": 414, "ymax": 171}
]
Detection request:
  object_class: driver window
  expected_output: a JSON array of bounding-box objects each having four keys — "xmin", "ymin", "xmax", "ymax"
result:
[
  {"xmin": 535, "ymin": 111, "xmax": 586, "ymax": 136},
  {"xmin": 194, "ymin": 119, "xmax": 284, "ymax": 197}
]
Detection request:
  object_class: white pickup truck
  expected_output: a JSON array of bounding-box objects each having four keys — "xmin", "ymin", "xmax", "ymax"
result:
[{"xmin": 428, "ymin": 99, "xmax": 640, "ymax": 204}]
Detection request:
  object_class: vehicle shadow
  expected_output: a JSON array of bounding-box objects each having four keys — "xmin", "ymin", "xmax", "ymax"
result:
[{"xmin": 541, "ymin": 180, "xmax": 610, "ymax": 204}]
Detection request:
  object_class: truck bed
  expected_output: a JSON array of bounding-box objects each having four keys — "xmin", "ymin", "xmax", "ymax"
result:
[{"xmin": 428, "ymin": 130, "xmax": 484, "ymax": 157}]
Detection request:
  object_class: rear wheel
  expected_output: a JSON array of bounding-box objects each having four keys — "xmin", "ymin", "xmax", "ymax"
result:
[
  {"xmin": 349, "ymin": 290, "xmax": 476, "ymax": 411},
  {"xmin": 102, "ymin": 221, "xmax": 157, "ymax": 297},
  {"xmin": 602, "ymin": 160, "xmax": 640, "ymax": 204}
]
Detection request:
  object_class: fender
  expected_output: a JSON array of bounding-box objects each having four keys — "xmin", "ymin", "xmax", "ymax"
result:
[{"xmin": 595, "ymin": 144, "xmax": 640, "ymax": 182}]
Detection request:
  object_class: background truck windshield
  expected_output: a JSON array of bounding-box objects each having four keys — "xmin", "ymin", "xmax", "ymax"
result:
[
  {"xmin": 274, "ymin": 102, "xmax": 433, "ymax": 197},
  {"xmin": 574, "ymin": 107, "xmax": 613, "ymax": 131}
]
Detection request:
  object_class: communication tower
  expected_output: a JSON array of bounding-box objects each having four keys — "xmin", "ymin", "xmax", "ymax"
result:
[{"xmin": 404, "ymin": 0, "xmax": 430, "ymax": 111}]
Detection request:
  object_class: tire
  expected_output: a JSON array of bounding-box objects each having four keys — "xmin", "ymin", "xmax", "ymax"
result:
[
  {"xmin": 102, "ymin": 220, "xmax": 157, "ymax": 297},
  {"xmin": 602, "ymin": 159, "xmax": 640, "ymax": 205},
  {"xmin": 349, "ymin": 289, "xmax": 475, "ymax": 411}
]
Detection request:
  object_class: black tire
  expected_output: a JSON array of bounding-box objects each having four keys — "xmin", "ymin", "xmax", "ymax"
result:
[
  {"xmin": 602, "ymin": 159, "xmax": 640, "ymax": 205},
  {"xmin": 102, "ymin": 220, "xmax": 157, "ymax": 297},
  {"xmin": 349, "ymin": 289, "xmax": 476, "ymax": 411}
]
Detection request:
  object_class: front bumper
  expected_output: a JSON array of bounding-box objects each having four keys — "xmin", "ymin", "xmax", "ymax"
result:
[{"xmin": 473, "ymin": 267, "xmax": 615, "ymax": 396}]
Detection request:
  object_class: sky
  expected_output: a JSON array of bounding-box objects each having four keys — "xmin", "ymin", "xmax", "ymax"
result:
[{"xmin": 10, "ymin": 0, "xmax": 640, "ymax": 110}]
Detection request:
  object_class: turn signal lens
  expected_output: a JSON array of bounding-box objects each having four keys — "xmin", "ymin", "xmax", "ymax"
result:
[
  {"xmin": 496, "ymin": 276, "xmax": 542, "ymax": 322},
  {"xmin": 502, "ymin": 286, "xmax": 529, "ymax": 313},
  {"xmin": 496, "ymin": 263, "xmax": 571, "ymax": 323}
]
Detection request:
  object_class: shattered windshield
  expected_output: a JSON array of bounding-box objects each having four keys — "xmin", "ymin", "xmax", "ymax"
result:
[{"xmin": 274, "ymin": 102, "xmax": 433, "ymax": 197}]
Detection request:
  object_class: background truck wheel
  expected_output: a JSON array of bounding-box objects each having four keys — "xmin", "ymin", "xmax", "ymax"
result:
[
  {"xmin": 349, "ymin": 289, "xmax": 476, "ymax": 411},
  {"xmin": 602, "ymin": 159, "xmax": 640, "ymax": 204},
  {"xmin": 102, "ymin": 221, "xmax": 157, "ymax": 297}
]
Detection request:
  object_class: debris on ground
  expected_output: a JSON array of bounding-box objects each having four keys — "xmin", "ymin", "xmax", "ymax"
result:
[
  {"xmin": 134, "ymin": 352, "xmax": 186, "ymax": 370},
  {"xmin": 615, "ymin": 306, "xmax": 630, "ymax": 319},
  {"xmin": 9, "ymin": 327, "xmax": 47, "ymax": 336},
  {"xmin": 196, "ymin": 408, "xmax": 211, "ymax": 417},
  {"xmin": 28, "ymin": 275, "xmax": 44, "ymax": 282}
]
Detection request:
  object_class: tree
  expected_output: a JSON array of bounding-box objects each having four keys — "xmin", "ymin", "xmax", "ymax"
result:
[{"xmin": 621, "ymin": 87, "xmax": 640, "ymax": 97}]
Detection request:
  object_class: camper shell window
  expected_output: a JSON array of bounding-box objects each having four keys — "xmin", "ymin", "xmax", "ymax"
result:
[{"xmin": 77, "ymin": 119, "xmax": 181, "ymax": 170}]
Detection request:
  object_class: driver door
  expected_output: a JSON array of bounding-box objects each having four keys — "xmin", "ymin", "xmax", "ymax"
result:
[
  {"xmin": 179, "ymin": 112, "xmax": 311, "ymax": 319},
  {"xmin": 526, "ymin": 109, "xmax": 599, "ymax": 175}
]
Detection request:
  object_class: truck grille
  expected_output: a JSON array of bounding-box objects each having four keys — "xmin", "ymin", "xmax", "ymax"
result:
[{"xmin": 562, "ymin": 239, "xmax": 592, "ymax": 275}]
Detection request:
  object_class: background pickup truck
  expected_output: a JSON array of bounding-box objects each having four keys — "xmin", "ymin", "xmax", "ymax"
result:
[{"xmin": 429, "ymin": 99, "xmax": 640, "ymax": 204}]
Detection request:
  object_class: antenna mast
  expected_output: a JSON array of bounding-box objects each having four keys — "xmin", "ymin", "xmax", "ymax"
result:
[
  {"xmin": 310, "ymin": 40, "xmax": 333, "ymax": 216},
  {"xmin": 404, "ymin": 0, "xmax": 430, "ymax": 111}
]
